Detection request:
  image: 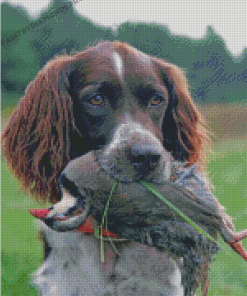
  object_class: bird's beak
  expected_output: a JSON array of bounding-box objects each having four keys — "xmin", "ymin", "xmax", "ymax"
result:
[
  {"xmin": 28, "ymin": 208, "xmax": 69, "ymax": 221},
  {"xmin": 28, "ymin": 208, "xmax": 117, "ymax": 237},
  {"xmin": 227, "ymin": 230, "xmax": 247, "ymax": 261},
  {"xmin": 28, "ymin": 187, "xmax": 92, "ymax": 232}
]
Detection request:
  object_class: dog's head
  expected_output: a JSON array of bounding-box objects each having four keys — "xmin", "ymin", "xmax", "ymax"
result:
[{"xmin": 2, "ymin": 41, "xmax": 210, "ymax": 203}]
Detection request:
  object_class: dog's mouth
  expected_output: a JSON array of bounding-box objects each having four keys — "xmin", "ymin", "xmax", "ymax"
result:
[
  {"xmin": 95, "ymin": 149, "xmax": 144, "ymax": 184},
  {"xmin": 95, "ymin": 149, "xmax": 171, "ymax": 184},
  {"xmin": 29, "ymin": 148, "xmax": 172, "ymax": 231},
  {"xmin": 98, "ymin": 159, "xmax": 149, "ymax": 184}
]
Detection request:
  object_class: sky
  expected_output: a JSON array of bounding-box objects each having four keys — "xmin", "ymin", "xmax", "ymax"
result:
[{"xmin": 2, "ymin": 0, "xmax": 247, "ymax": 57}]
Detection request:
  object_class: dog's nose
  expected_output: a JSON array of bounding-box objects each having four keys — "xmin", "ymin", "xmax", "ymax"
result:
[{"xmin": 129, "ymin": 144, "xmax": 161, "ymax": 173}]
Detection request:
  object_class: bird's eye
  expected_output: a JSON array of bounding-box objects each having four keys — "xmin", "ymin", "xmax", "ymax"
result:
[
  {"xmin": 90, "ymin": 94, "xmax": 104, "ymax": 106},
  {"xmin": 149, "ymin": 95, "xmax": 164, "ymax": 106}
]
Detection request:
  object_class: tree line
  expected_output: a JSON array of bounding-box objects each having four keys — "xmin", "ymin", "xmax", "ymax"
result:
[{"xmin": 2, "ymin": 0, "xmax": 246, "ymax": 106}]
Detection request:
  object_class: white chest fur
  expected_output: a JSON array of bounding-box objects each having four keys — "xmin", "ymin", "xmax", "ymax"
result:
[{"xmin": 32, "ymin": 221, "xmax": 184, "ymax": 296}]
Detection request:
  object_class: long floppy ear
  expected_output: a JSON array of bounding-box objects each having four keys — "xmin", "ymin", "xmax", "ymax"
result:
[
  {"xmin": 157, "ymin": 60, "xmax": 210, "ymax": 169},
  {"xmin": 1, "ymin": 55, "xmax": 80, "ymax": 204}
]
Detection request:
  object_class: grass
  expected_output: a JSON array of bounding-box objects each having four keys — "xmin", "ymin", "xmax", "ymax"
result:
[
  {"xmin": 2, "ymin": 103, "xmax": 247, "ymax": 295},
  {"xmin": 204, "ymin": 140, "xmax": 247, "ymax": 296},
  {"xmin": 198, "ymin": 102, "xmax": 247, "ymax": 141}
]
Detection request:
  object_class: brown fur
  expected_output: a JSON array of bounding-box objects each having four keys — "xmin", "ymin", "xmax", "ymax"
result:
[{"xmin": 1, "ymin": 41, "xmax": 211, "ymax": 205}]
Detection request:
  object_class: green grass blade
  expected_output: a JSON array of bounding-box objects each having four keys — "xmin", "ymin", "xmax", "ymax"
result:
[
  {"xmin": 99, "ymin": 180, "xmax": 118, "ymax": 262},
  {"xmin": 139, "ymin": 179, "xmax": 218, "ymax": 244},
  {"xmin": 101, "ymin": 180, "xmax": 118, "ymax": 227}
]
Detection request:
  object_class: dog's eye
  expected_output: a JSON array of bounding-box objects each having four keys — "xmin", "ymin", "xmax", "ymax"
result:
[
  {"xmin": 149, "ymin": 95, "xmax": 164, "ymax": 106},
  {"xmin": 89, "ymin": 94, "xmax": 104, "ymax": 106}
]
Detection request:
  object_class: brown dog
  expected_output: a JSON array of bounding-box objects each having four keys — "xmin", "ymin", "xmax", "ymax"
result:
[{"xmin": 2, "ymin": 41, "xmax": 246, "ymax": 296}]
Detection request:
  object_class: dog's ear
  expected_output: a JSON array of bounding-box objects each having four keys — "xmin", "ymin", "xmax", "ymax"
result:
[
  {"xmin": 1, "ymin": 55, "xmax": 80, "ymax": 204},
  {"xmin": 156, "ymin": 60, "xmax": 210, "ymax": 168}
]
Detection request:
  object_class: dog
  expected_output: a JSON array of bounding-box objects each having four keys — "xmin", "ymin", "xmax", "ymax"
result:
[{"xmin": 2, "ymin": 41, "xmax": 235, "ymax": 295}]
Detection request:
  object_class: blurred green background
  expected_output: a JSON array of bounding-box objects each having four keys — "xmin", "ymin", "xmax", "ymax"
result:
[{"xmin": 1, "ymin": 0, "xmax": 247, "ymax": 295}]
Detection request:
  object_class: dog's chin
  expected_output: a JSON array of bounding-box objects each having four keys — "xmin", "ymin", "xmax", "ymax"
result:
[
  {"xmin": 98, "ymin": 161, "xmax": 144, "ymax": 184},
  {"xmin": 95, "ymin": 149, "xmax": 171, "ymax": 184},
  {"xmin": 97, "ymin": 159, "xmax": 168, "ymax": 184}
]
